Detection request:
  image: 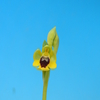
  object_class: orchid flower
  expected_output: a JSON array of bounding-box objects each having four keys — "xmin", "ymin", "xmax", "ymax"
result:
[{"xmin": 32, "ymin": 27, "xmax": 59, "ymax": 100}]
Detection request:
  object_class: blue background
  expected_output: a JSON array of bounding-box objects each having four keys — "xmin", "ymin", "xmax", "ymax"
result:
[{"xmin": 0, "ymin": 0, "xmax": 100, "ymax": 100}]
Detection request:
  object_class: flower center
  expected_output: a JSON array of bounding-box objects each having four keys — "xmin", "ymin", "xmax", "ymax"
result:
[{"xmin": 40, "ymin": 56, "xmax": 50, "ymax": 68}]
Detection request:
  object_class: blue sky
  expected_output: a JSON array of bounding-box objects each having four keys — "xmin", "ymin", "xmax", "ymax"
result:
[{"xmin": 0, "ymin": 0, "xmax": 100, "ymax": 100}]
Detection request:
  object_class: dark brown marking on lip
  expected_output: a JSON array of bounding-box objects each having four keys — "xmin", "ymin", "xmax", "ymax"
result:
[{"xmin": 40, "ymin": 56, "xmax": 50, "ymax": 68}]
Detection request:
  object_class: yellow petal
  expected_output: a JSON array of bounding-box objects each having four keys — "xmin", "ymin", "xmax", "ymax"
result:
[
  {"xmin": 33, "ymin": 60, "xmax": 39, "ymax": 67},
  {"xmin": 38, "ymin": 66, "xmax": 50, "ymax": 71},
  {"xmin": 48, "ymin": 61, "xmax": 57, "ymax": 69},
  {"xmin": 42, "ymin": 67, "xmax": 50, "ymax": 71}
]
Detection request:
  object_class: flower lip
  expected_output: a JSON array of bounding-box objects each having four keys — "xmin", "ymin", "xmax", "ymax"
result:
[{"xmin": 40, "ymin": 56, "xmax": 50, "ymax": 68}]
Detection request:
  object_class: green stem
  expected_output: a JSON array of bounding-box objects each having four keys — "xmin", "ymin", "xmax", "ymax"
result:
[{"xmin": 42, "ymin": 71, "xmax": 50, "ymax": 100}]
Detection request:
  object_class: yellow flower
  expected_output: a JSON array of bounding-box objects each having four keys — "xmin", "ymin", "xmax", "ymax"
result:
[{"xmin": 33, "ymin": 41, "xmax": 57, "ymax": 71}]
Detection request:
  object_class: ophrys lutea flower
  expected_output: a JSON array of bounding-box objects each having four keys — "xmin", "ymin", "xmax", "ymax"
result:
[
  {"xmin": 32, "ymin": 27, "xmax": 59, "ymax": 100},
  {"xmin": 33, "ymin": 42, "xmax": 57, "ymax": 71}
]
